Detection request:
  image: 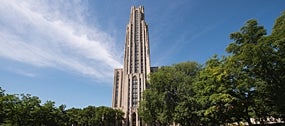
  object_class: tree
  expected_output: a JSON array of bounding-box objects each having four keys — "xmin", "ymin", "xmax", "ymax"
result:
[
  {"xmin": 0, "ymin": 86, "xmax": 124, "ymax": 126},
  {"xmin": 193, "ymin": 56, "xmax": 240, "ymax": 125},
  {"xmin": 80, "ymin": 106, "xmax": 97, "ymax": 125},
  {"xmin": 66, "ymin": 107, "xmax": 82, "ymax": 126},
  {"xmin": 225, "ymin": 12, "xmax": 285, "ymax": 123},
  {"xmin": 0, "ymin": 87, "xmax": 6, "ymax": 124},
  {"xmin": 225, "ymin": 19, "xmax": 268, "ymax": 125},
  {"xmin": 140, "ymin": 66, "xmax": 181, "ymax": 125},
  {"xmin": 139, "ymin": 62, "xmax": 201, "ymax": 125},
  {"xmin": 262, "ymin": 11, "xmax": 285, "ymax": 118},
  {"xmin": 173, "ymin": 62, "xmax": 201, "ymax": 126},
  {"xmin": 2, "ymin": 94, "xmax": 41, "ymax": 126},
  {"xmin": 1, "ymin": 93, "xmax": 20, "ymax": 125},
  {"xmin": 95, "ymin": 106, "xmax": 124, "ymax": 126},
  {"xmin": 139, "ymin": 89, "xmax": 163, "ymax": 125}
]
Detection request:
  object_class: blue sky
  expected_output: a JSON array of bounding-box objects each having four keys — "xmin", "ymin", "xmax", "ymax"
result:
[{"xmin": 0, "ymin": 0, "xmax": 284, "ymax": 108}]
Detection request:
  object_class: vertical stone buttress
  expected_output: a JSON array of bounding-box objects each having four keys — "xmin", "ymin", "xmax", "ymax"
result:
[{"xmin": 112, "ymin": 6, "xmax": 150, "ymax": 126}]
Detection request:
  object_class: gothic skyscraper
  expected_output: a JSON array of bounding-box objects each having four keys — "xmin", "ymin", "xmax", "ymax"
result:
[{"xmin": 112, "ymin": 6, "xmax": 156, "ymax": 126}]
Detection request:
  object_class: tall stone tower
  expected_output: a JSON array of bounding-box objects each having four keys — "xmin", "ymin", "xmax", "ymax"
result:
[{"xmin": 112, "ymin": 6, "xmax": 154, "ymax": 126}]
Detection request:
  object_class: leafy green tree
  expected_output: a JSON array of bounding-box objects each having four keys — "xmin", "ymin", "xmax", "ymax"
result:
[
  {"xmin": 0, "ymin": 86, "xmax": 124, "ymax": 126},
  {"xmin": 1, "ymin": 94, "xmax": 20, "ymax": 125},
  {"xmin": 193, "ymin": 56, "xmax": 239, "ymax": 125},
  {"xmin": 66, "ymin": 107, "xmax": 82, "ymax": 126},
  {"xmin": 113, "ymin": 108, "xmax": 125, "ymax": 126},
  {"xmin": 95, "ymin": 106, "xmax": 124, "ymax": 126},
  {"xmin": 225, "ymin": 13, "xmax": 285, "ymax": 123},
  {"xmin": 173, "ymin": 62, "xmax": 201, "ymax": 126},
  {"xmin": 139, "ymin": 89, "xmax": 162, "ymax": 125},
  {"xmin": 35, "ymin": 101, "xmax": 67, "ymax": 126},
  {"xmin": 2, "ymin": 94, "xmax": 41, "ymax": 126},
  {"xmin": 0, "ymin": 87, "xmax": 6, "ymax": 124},
  {"xmin": 226, "ymin": 19, "xmax": 268, "ymax": 125},
  {"xmin": 139, "ymin": 62, "xmax": 201, "ymax": 126},
  {"xmin": 80, "ymin": 106, "xmax": 97, "ymax": 125},
  {"xmin": 260, "ymin": 11, "xmax": 285, "ymax": 118},
  {"xmin": 140, "ymin": 66, "xmax": 181, "ymax": 125}
]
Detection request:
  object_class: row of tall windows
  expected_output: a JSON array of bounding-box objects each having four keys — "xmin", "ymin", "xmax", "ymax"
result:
[
  {"xmin": 132, "ymin": 76, "xmax": 138, "ymax": 106},
  {"xmin": 114, "ymin": 71, "xmax": 120, "ymax": 107},
  {"xmin": 135, "ymin": 10, "xmax": 140, "ymax": 73},
  {"xmin": 127, "ymin": 10, "xmax": 148, "ymax": 74}
]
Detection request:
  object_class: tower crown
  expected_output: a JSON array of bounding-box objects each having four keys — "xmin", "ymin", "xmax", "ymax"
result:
[{"xmin": 124, "ymin": 5, "xmax": 150, "ymax": 75}]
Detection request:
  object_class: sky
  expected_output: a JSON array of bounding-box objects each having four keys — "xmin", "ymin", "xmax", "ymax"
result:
[{"xmin": 0, "ymin": 0, "xmax": 284, "ymax": 108}]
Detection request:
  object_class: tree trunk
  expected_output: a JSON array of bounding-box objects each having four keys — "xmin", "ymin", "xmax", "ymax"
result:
[{"xmin": 245, "ymin": 107, "xmax": 252, "ymax": 126}]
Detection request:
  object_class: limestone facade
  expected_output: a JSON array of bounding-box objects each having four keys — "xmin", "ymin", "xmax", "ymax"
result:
[{"xmin": 112, "ymin": 6, "xmax": 153, "ymax": 126}]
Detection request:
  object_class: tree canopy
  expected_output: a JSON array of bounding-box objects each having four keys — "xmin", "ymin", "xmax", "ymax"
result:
[
  {"xmin": 139, "ymin": 11, "xmax": 285, "ymax": 126},
  {"xmin": 0, "ymin": 87, "xmax": 124, "ymax": 126}
]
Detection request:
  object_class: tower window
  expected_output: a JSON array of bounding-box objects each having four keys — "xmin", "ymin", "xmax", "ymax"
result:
[{"xmin": 132, "ymin": 76, "xmax": 138, "ymax": 106}]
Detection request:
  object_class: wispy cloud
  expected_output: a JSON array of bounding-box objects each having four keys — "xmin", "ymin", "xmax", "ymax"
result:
[
  {"xmin": 0, "ymin": 0, "xmax": 122, "ymax": 83},
  {"xmin": 11, "ymin": 68, "xmax": 37, "ymax": 78}
]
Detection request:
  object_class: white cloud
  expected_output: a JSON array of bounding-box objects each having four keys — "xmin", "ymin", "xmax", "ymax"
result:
[
  {"xmin": 10, "ymin": 67, "xmax": 37, "ymax": 78},
  {"xmin": 0, "ymin": 0, "xmax": 122, "ymax": 83}
]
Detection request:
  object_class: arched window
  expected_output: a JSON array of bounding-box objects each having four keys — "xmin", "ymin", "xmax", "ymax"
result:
[{"xmin": 132, "ymin": 113, "xmax": 136, "ymax": 126}]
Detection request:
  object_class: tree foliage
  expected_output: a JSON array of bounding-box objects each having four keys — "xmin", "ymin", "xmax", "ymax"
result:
[
  {"xmin": 0, "ymin": 87, "xmax": 124, "ymax": 126},
  {"xmin": 139, "ymin": 61, "xmax": 201, "ymax": 126},
  {"xmin": 139, "ymin": 11, "xmax": 285, "ymax": 125}
]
